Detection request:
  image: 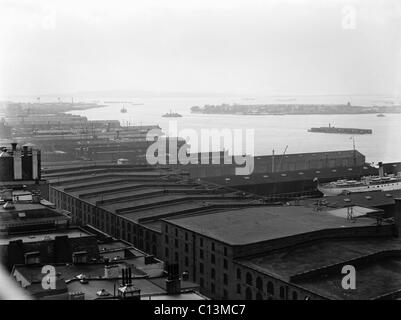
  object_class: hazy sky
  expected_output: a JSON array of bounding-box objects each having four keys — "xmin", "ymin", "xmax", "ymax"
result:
[{"xmin": 0, "ymin": 0, "xmax": 400, "ymax": 97}]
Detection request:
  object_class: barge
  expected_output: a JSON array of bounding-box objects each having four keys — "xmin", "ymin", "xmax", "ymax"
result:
[{"xmin": 308, "ymin": 124, "xmax": 372, "ymax": 135}]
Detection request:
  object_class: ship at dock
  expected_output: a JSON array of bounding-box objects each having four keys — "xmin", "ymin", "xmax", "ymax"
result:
[
  {"xmin": 317, "ymin": 162, "xmax": 401, "ymax": 196},
  {"xmin": 308, "ymin": 124, "xmax": 372, "ymax": 135}
]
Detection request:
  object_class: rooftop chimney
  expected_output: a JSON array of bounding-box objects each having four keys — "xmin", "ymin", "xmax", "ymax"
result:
[
  {"xmin": 118, "ymin": 268, "xmax": 140, "ymax": 300},
  {"xmin": 104, "ymin": 264, "xmax": 119, "ymax": 279}
]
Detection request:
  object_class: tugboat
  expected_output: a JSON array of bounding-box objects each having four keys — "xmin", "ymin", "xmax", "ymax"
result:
[
  {"xmin": 377, "ymin": 113, "xmax": 385, "ymax": 117},
  {"xmin": 317, "ymin": 162, "xmax": 401, "ymax": 196},
  {"xmin": 162, "ymin": 110, "xmax": 182, "ymax": 118}
]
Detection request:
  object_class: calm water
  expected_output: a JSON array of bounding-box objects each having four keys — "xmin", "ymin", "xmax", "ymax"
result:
[{"xmin": 65, "ymin": 95, "xmax": 401, "ymax": 164}]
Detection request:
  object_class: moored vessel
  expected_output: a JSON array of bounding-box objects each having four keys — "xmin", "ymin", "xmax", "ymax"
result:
[
  {"xmin": 308, "ymin": 124, "xmax": 372, "ymax": 135},
  {"xmin": 317, "ymin": 163, "xmax": 401, "ymax": 196}
]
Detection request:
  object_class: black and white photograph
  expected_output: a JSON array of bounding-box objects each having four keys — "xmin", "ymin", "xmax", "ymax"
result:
[{"xmin": 0, "ymin": 0, "xmax": 401, "ymax": 309}]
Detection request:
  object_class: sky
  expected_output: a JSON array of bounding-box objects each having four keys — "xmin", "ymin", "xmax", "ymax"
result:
[{"xmin": 0, "ymin": 0, "xmax": 400, "ymax": 98}]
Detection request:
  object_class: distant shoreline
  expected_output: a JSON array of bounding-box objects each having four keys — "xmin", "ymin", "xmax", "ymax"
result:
[{"xmin": 191, "ymin": 103, "xmax": 401, "ymax": 115}]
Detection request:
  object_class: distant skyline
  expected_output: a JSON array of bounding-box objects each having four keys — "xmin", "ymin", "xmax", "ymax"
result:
[{"xmin": 1, "ymin": 0, "xmax": 400, "ymax": 98}]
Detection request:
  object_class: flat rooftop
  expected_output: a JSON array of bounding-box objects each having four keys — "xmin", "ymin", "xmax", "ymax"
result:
[
  {"xmin": 297, "ymin": 255, "xmax": 401, "ymax": 300},
  {"xmin": 166, "ymin": 205, "xmax": 381, "ymax": 245},
  {"xmin": 66, "ymin": 277, "xmax": 203, "ymax": 300},
  {"xmin": 202, "ymin": 165, "xmax": 377, "ymax": 186},
  {"xmin": 0, "ymin": 202, "xmax": 69, "ymax": 225},
  {"xmin": 237, "ymin": 237, "xmax": 401, "ymax": 281},
  {"xmin": 0, "ymin": 228, "xmax": 92, "ymax": 246}
]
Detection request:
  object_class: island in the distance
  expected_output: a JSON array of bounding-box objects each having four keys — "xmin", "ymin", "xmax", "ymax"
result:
[{"xmin": 190, "ymin": 103, "xmax": 401, "ymax": 115}]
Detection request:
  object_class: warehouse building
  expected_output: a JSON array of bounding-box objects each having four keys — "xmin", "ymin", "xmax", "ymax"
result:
[
  {"xmin": 182, "ymin": 149, "xmax": 366, "ymax": 178},
  {"xmin": 42, "ymin": 152, "xmax": 401, "ymax": 300},
  {"xmin": 45, "ymin": 164, "xmax": 264, "ymax": 260},
  {"xmin": 162, "ymin": 204, "xmax": 401, "ymax": 300}
]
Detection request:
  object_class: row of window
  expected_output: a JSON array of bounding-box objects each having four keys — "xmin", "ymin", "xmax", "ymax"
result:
[
  {"xmin": 241, "ymin": 269, "xmax": 299, "ymax": 300},
  {"xmin": 164, "ymin": 224, "xmax": 228, "ymax": 256},
  {"xmin": 52, "ymin": 189, "xmax": 162, "ymax": 257}
]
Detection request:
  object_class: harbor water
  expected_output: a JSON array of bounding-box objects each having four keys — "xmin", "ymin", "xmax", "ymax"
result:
[{"xmin": 62, "ymin": 95, "xmax": 401, "ymax": 164}]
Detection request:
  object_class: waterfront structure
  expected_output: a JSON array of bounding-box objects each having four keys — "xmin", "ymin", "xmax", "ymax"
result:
[
  {"xmin": 44, "ymin": 158, "xmax": 401, "ymax": 300},
  {"xmin": 184, "ymin": 150, "xmax": 367, "ymax": 179},
  {"xmin": 45, "ymin": 163, "xmax": 264, "ymax": 260},
  {"xmin": 162, "ymin": 204, "xmax": 401, "ymax": 300},
  {"xmin": 190, "ymin": 103, "xmax": 401, "ymax": 115}
]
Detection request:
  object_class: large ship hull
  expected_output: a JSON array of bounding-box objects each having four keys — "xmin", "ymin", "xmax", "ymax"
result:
[{"xmin": 318, "ymin": 181, "xmax": 401, "ymax": 196}]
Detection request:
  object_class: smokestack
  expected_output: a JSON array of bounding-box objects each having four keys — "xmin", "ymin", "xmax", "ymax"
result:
[
  {"xmin": 378, "ymin": 162, "xmax": 384, "ymax": 178},
  {"xmin": 13, "ymin": 148, "xmax": 22, "ymax": 180},
  {"xmin": 11, "ymin": 143, "xmax": 17, "ymax": 152},
  {"xmin": 37, "ymin": 149, "xmax": 41, "ymax": 180},
  {"xmin": 32, "ymin": 149, "xmax": 39, "ymax": 180}
]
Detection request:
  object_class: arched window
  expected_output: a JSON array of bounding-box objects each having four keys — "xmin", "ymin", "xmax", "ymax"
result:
[
  {"xmin": 292, "ymin": 291, "xmax": 298, "ymax": 300},
  {"xmin": 246, "ymin": 272, "xmax": 253, "ymax": 286},
  {"xmin": 256, "ymin": 277, "xmax": 263, "ymax": 291},
  {"xmin": 245, "ymin": 287, "xmax": 252, "ymax": 300},
  {"xmin": 256, "ymin": 292, "xmax": 263, "ymax": 300},
  {"xmin": 267, "ymin": 281, "xmax": 274, "ymax": 295},
  {"xmin": 279, "ymin": 286, "xmax": 285, "ymax": 299}
]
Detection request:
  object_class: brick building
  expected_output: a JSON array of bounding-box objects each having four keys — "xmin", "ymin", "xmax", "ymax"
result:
[
  {"xmin": 45, "ymin": 164, "xmax": 264, "ymax": 260},
  {"xmin": 162, "ymin": 205, "xmax": 401, "ymax": 300}
]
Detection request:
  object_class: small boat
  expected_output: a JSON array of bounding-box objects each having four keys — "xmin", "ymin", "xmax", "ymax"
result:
[
  {"xmin": 377, "ymin": 113, "xmax": 385, "ymax": 117},
  {"xmin": 120, "ymin": 107, "xmax": 127, "ymax": 113},
  {"xmin": 162, "ymin": 110, "xmax": 182, "ymax": 118}
]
